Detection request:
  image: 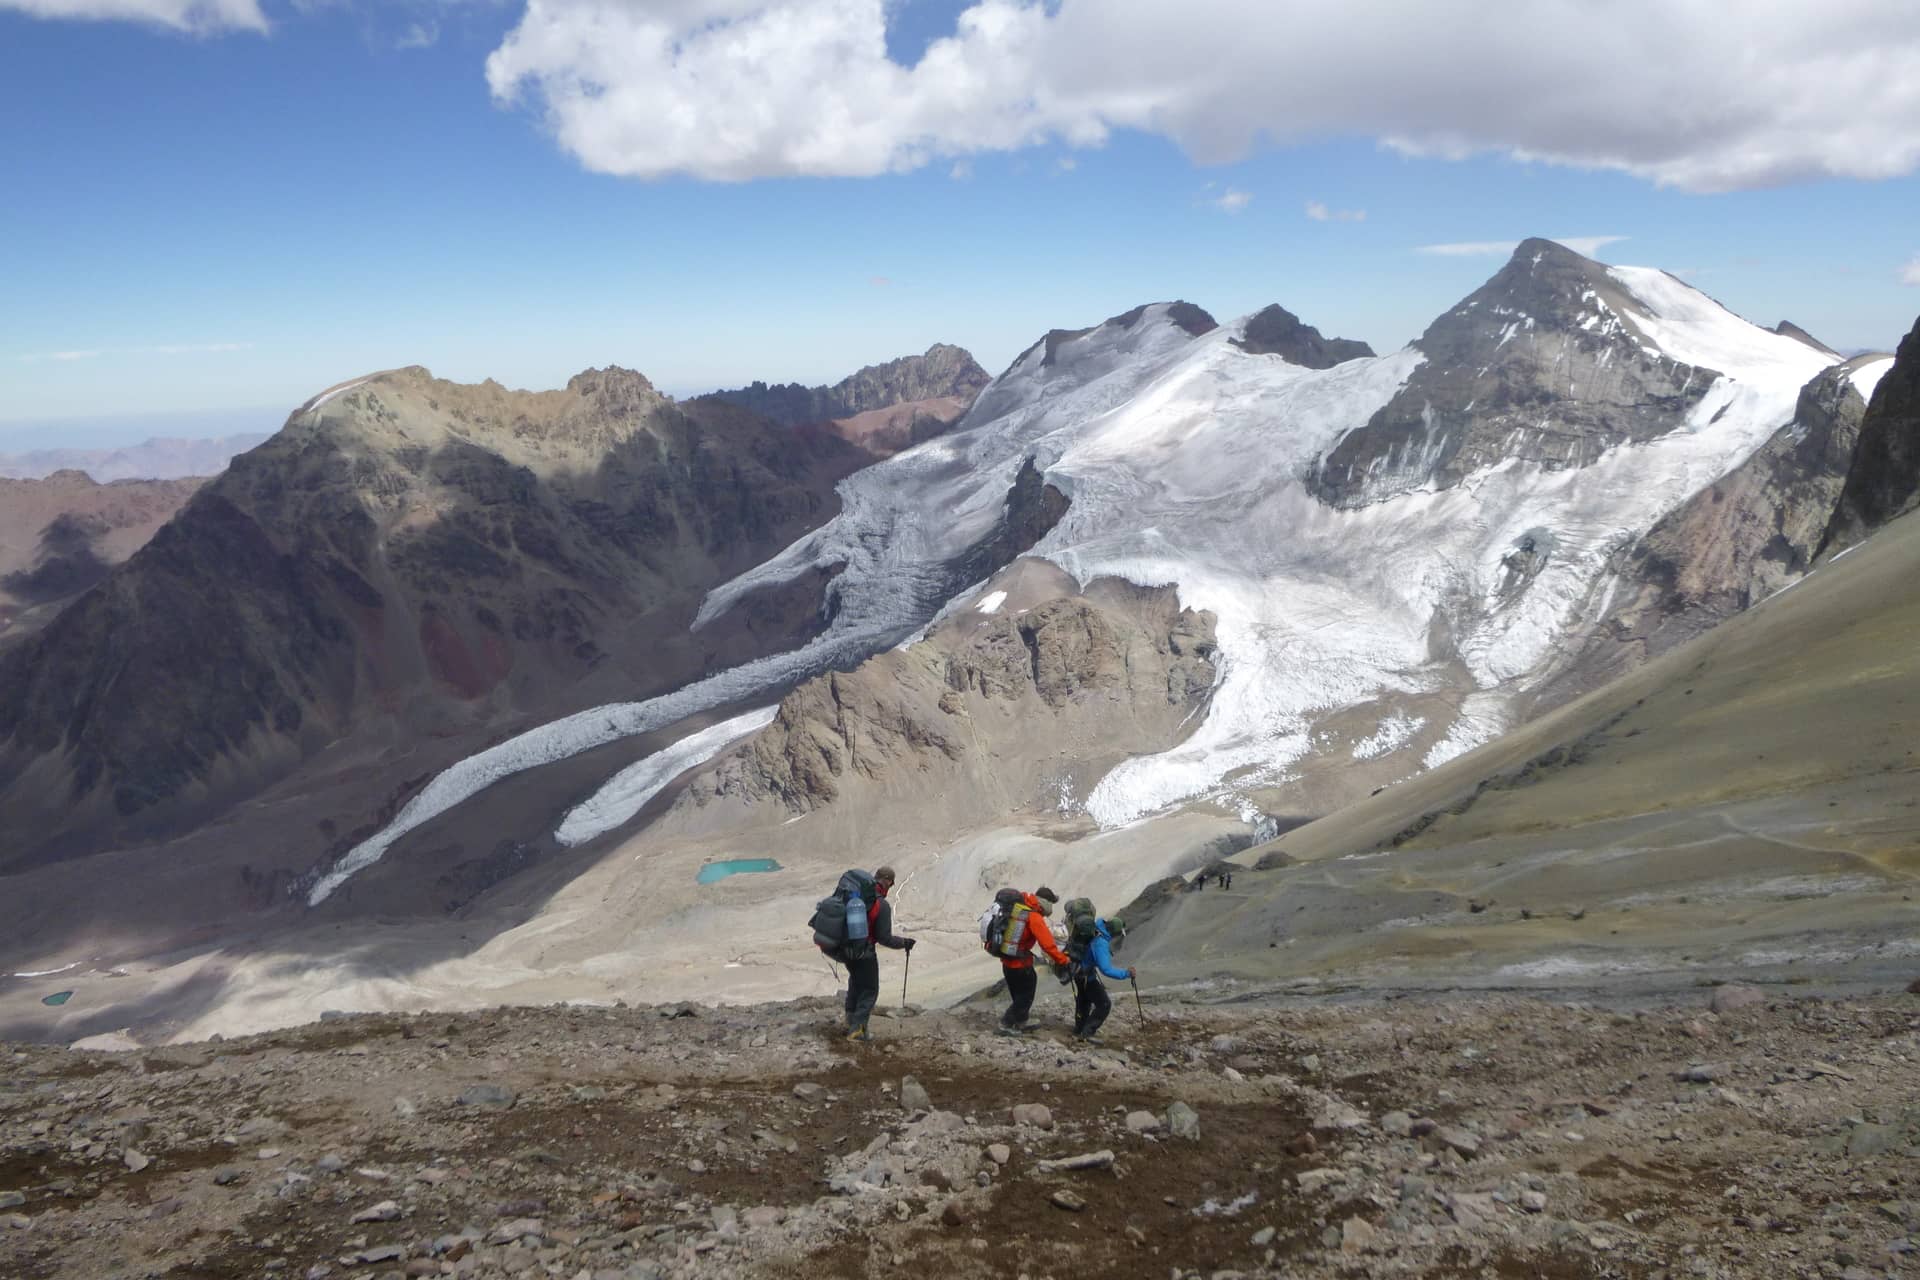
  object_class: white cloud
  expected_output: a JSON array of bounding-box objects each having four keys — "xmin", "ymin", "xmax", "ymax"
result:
[
  {"xmin": 17, "ymin": 342, "xmax": 250, "ymax": 362},
  {"xmin": 18, "ymin": 350, "xmax": 105, "ymax": 363},
  {"xmin": 485, "ymin": 0, "xmax": 1920, "ymax": 190},
  {"xmin": 1305, "ymin": 199, "xmax": 1364, "ymax": 222},
  {"xmin": 142, "ymin": 341, "xmax": 253, "ymax": 355},
  {"xmin": 1417, "ymin": 236, "xmax": 1627, "ymax": 258},
  {"xmin": 949, "ymin": 159, "xmax": 973, "ymax": 181},
  {"xmin": 396, "ymin": 19, "xmax": 438, "ymax": 50},
  {"xmin": 0, "ymin": 0, "xmax": 266, "ymax": 32},
  {"xmin": 1902, "ymin": 255, "xmax": 1920, "ymax": 286},
  {"xmin": 1212, "ymin": 187, "xmax": 1252, "ymax": 213}
]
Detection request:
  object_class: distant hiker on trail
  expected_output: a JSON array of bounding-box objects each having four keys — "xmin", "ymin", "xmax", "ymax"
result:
[
  {"xmin": 1063, "ymin": 900, "xmax": 1134, "ymax": 1042},
  {"xmin": 978, "ymin": 885, "xmax": 1070, "ymax": 1034},
  {"xmin": 809, "ymin": 866, "xmax": 914, "ymax": 1042}
]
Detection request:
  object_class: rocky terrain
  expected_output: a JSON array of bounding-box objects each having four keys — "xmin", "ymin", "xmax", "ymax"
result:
[
  {"xmin": 0, "ymin": 435, "xmax": 268, "ymax": 483},
  {"xmin": 701, "ymin": 345, "xmax": 990, "ymax": 458},
  {"xmin": 4, "ymin": 988, "xmax": 1919, "ymax": 1280},
  {"xmin": 0, "ymin": 470, "xmax": 205, "ymax": 646},
  {"xmin": 692, "ymin": 561, "xmax": 1216, "ymax": 815},
  {"xmin": 1823, "ymin": 317, "xmax": 1920, "ymax": 555},
  {"xmin": 1555, "ymin": 354, "xmax": 1883, "ymax": 693}
]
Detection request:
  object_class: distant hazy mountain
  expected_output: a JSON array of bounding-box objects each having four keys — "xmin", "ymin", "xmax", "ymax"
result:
[
  {"xmin": 0, "ymin": 469, "xmax": 205, "ymax": 645},
  {"xmin": 701, "ymin": 343, "xmax": 990, "ymax": 457},
  {"xmin": 0, "ymin": 434, "xmax": 269, "ymax": 482}
]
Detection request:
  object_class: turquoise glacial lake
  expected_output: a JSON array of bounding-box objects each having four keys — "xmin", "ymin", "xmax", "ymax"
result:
[{"xmin": 696, "ymin": 858, "xmax": 782, "ymax": 885}]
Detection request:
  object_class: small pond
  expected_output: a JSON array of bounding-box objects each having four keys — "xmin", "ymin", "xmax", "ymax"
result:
[
  {"xmin": 696, "ymin": 857, "xmax": 782, "ymax": 885},
  {"xmin": 42, "ymin": 990, "xmax": 73, "ymax": 1007}
]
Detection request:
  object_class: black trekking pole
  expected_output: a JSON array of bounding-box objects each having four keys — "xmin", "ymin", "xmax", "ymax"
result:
[
  {"xmin": 1129, "ymin": 972, "xmax": 1147, "ymax": 1023},
  {"xmin": 901, "ymin": 947, "xmax": 911, "ymax": 1007}
]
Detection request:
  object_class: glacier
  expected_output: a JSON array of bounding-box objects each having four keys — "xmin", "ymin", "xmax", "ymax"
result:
[
  {"xmin": 554, "ymin": 706, "xmax": 777, "ymax": 847},
  {"xmin": 307, "ymin": 270, "xmax": 1839, "ymax": 901}
]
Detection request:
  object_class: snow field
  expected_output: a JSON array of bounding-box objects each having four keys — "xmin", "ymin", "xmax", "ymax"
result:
[{"xmin": 305, "ymin": 278, "xmax": 1843, "ymax": 898}]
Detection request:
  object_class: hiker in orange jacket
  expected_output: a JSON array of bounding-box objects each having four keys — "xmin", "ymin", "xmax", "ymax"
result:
[{"xmin": 998, "ymin": 886, "xmax": 1070, "ymax": 1033}]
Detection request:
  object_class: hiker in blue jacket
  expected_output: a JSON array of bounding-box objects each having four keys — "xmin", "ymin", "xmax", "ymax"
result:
[{"xmin": 1070, "ymin": 915, "xmax": 1134, "ymax": 1042}]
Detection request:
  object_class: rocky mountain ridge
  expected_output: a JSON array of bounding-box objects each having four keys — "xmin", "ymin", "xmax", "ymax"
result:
[
  {"xmin": 701, "ymin": 344, "xmax": 990, "ymax": 458},
  {"xmin": 0, "ymin": 366, "xmax": 872, "ymax": 869},
  {"xmin": 1308, "ymin": 239, "xmax": 1719, "ymax": 508},
  {"xmin": 1230, "ymin": 304, "xmax": 1375, "ymax": 368}
]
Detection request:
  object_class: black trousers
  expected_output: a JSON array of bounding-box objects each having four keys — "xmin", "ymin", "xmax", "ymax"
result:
[
  {"xmin": 1001, "ymin": 963, "xmax": 1038, "ymax": 1027},
  {"xmin": 844, "ymin": 952, "xmax": 880, "ymax": 1030},
  {"xmin": 1072, "ymin": 972, "xmax": 1112, "ymax": 1036}
]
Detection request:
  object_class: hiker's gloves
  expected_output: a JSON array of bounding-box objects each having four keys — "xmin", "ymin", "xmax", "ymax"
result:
[{"xmin": 901, "ymin": 937, "xmax": 917, "ymax": 952}]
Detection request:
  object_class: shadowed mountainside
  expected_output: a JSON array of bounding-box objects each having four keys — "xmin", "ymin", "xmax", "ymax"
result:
[
  {"xmin": 0, "ymin": 367, "xmax": 870, "ymax": 870},
  {"xmin": 0, "ymin": 470, "xmax": 205, "ymax": 645}
]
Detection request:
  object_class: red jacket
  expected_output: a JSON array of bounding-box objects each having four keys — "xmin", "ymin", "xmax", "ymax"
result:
[{"xmin": 1001, "ymin": 893, "xmax": 1070, "ymax": 971}]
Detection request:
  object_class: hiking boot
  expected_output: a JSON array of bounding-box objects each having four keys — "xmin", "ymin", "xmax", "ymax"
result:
[{"xmin": 845, "ymin": 1027, "xmax": 871, "ymax": 1043}]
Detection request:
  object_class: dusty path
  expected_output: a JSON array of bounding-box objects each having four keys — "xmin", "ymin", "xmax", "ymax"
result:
[{"xmin": 3, "ymin": 988, "xmax": 1918, "ymax": 1279}]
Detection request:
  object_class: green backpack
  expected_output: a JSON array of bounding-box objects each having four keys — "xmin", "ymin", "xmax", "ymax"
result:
[{"xmin": 1062, "ymin": 897, "xmax": 1099, "ymax": 965}]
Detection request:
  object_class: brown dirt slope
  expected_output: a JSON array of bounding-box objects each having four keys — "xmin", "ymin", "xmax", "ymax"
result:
[{"xmin": 3, "ymin": 992, "xmax": 1916, "ymax": 1280}]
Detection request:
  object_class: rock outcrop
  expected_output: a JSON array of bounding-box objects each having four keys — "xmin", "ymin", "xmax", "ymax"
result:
[
  {"xmin": 1772, "ymin": 320, "xmax": 1840, "ymax": 357},
  {"xmin": 1307, "ymin": 239, "xmax": 1715, "ymax": 508},
  {"xmin": 1230, "ymin": 304, "xmax": 1374, "ymax": 368},
  {"xmin": 1564, "ymin": 357, "xmax": 1876, "ymax": 685},
  {"xmin": 1821, "ymin": 315, "xmax": 1920, "ymax": 552},
  {"xmin": 697, "ymin": 575, "xmax": 1216, "ymax": 814}
]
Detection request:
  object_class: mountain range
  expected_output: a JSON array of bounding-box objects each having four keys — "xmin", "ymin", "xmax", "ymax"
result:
[
  {"xmin": 0, "ymin": 433, "xmax": 268, "ymax": 482},
  {"xmin": 0, "ymin": 242, "xmax": 1914, "ymax": 1045}
]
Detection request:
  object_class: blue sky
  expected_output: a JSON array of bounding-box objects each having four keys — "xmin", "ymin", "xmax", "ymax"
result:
[{"xmin": 3, "ymin": 0, "xmax": 1918, "ymax": 446}]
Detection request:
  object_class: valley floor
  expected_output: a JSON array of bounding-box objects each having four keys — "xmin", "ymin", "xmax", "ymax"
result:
[{"xmin": 4, "ymin": 987, "xmax": 1918, "ymax": 1280}]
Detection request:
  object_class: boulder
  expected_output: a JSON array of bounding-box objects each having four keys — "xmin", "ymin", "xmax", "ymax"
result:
[{"xmin": 1710, "ymin": 985, "xmax": 1767, "ymax": 1014}]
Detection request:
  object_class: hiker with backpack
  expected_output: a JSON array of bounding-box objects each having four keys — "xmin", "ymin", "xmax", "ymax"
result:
[
  {"xmin": 809, "ymin": 866, "xmax": 915, "ymax": 1042},
  {"xmin": 1062, "ymin": 899, "xmax": 1134, "ymax": 1041},
  {"xmin": 978, "ymin": 885, "xmax": 1071, "ymax": 1034}
]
